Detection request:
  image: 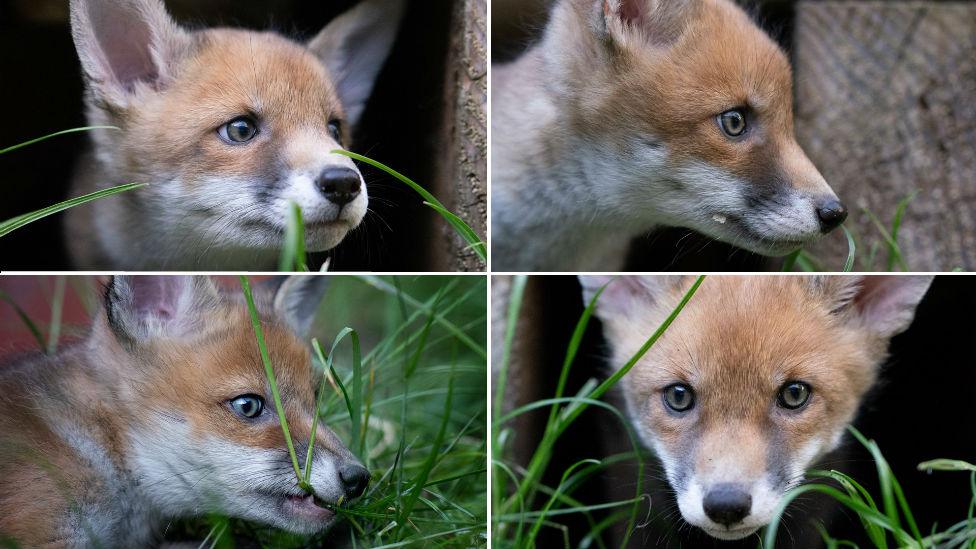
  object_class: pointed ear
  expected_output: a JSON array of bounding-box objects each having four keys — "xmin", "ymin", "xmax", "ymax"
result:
[
  {"xmin": 579, "ymin": 275, "xmax": 688, "ymax": 319},
  {"xmin": 307, "ymin": 0, "xmax": 405, "ymax": 129},
  {"xmin": 105, "ymin": 276, "xmax": 221, "ymax": 346},
  {"xmin": 594, "ymin": 0, "xmax": 694, "ymax": 48},
  {"xmin": 812, "ymin": 276, "xmax": 933, "ymax": 338},
  {"xmin": 262, "ymin": 276, "xmax": 330, "ymax": 338},
  {"xmin": 70, "ymin": 0, "xmax": 191, "ymax": 108}
]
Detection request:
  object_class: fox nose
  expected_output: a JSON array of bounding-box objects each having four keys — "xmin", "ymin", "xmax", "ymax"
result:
[
  {"xmin": 339, "ymin": 462, "xmax": 370, "ymax": 499},
  {"xmin": 816, "ymin": 197, "xmax": 848, "ymax": 233},
  {"xmin": 316, "ymin": 167, "xmax": 362, "ymax": 206},
  {"xmin": 703, "ymin": 484, "xmax": 752, "ymax": 527}
]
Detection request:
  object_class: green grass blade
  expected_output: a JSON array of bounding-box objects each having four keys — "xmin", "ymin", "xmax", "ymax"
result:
[
  {"xmin": 331, "ymin": 149, "xmax": 486, "ymax": 262},
  {"xmin": 918, "ymin": 459, "xmax": 976, "ymax": 473},
  {"xmin": 0, "ymin": 291, "xmax": 46, "ymax": 351},
  {"xmin": 888, "ymin": 191, "xmax": 918, "ymax": 271},
  {"xmin": 841, "ymin": 225, "xmax": 856, "ymax": 272},
  {"xmin": 0, "ymin": 126, "xmax": 118, "ymax": 155},
  {"xmin": 526, "ymin": 459, "xmax": 602, "ymax": 547},
  {"xmin": 863, "ymin": 208, "xmax": 909, "ymax": 272},
  {"xmin": 239, "ymin": 276, "xmax": 308, "ymax": 491},
  {"xmin": 0, "ymin": 183, "xmax": 146, "ymax": 238},
  {"xmin": 422, "ymin": 201, "xmax": 487, "ymax": 260},
  {"xmin": 46, "ymin": 276, "xmax": 66, "ymax": 355},
  {"xmin": 397, "ymin": 361, "xmax": 455, "ymax": 538},
  {"xmin": 278, "ymin": 201, "xmax": 309, "ymax": 272},
  {"xmin": 782, "ymin": 250, "xmax": 800, "ymax": 271},
  {"xmin": 306, "ymin": 340, "xmax": 331, "ymax": 486}
]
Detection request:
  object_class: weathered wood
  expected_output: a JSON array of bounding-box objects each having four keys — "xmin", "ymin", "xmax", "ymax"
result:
[
  {"xmin": 794, "ymin": 1, "xmax": 976, "ymax": 271},
  {"xmin": 433, "ymin": 0, "xmax": 488, "ymax": 272}
]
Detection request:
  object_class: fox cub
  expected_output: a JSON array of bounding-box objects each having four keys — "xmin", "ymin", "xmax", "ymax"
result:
[
  {"xmin": 579, "ymin": 275, "xmax": 932, "ymax": 540},
  {"xmin": 494, "ymin": 0, "xmax": 847, "ymax": 271},
  {"xmin": 65, "ymin": 0, "xmax": 403, "ymax": 270},
  {"xmin": 0, "ymin": 276, "xmax": 368, "ymax": 547}
]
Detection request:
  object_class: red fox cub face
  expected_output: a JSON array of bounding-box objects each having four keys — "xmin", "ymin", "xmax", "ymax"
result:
[
  {"xmin": 69, "ymin": 0, "xmax": 402, "ymax": 260},
  {"xmin": 580, "ymin": 275, "xmax": 932, "ymax": 540},
  {"xmin": 558, "ymin": 0, "xmax": 845, "ymax": 255},
  {"xmin": 100, "ymin": 276, "xmax": 367, "ymax": 534}
]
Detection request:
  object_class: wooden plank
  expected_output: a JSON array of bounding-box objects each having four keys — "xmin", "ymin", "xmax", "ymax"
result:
[
  {"xmin": 794, "ymin": 1, "xmax": 976, "ymax": 271},
  {"xmin": 432, "ymin": 0, "xmax": 488, "ymax": 271}
]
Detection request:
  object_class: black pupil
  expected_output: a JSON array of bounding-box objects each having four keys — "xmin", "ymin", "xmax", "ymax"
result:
[
  {"xmin": 329, "ymin": 122, "xmax": 341, "ymax": 141},
  {"xmin": 783, "ymin": 383, "xmax": 807, "ymax": 407},
  {"xmin": 241, "ymin": 397, "xmax": 259, "ymax": 416},
  {"xmin": 723, "ymin": 112, "xmax": 744, "ymax": 134},
  {"xmin": 670, "ymin": 386, "xmax": 690, "ymax": 409},
  {"xmin": 230, "ymin": 119, "xmax": 253, "ymax": 141}
]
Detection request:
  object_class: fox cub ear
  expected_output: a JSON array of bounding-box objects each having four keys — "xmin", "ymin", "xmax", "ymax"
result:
[
  {"xmin": 259, "ymin": 276, "xmax": 331, "ymax": 338},
  {"xmin": 307, "ymin": 0, "xmax": 406, "ymax": 130},
  {"xmin": 579, "ymin": 275, "xmax": 689, "ymax": 319},
  {"xmin": 593, "ymin": 0, "xmax": 694, "ymax": 47},
  {"xmin": 812, "ymin": 276, "xmax": 934, "ymax": 338},
  {"xmin": 105, "ymin": 276, "xmax": 222, "ymax": 346},
  {"xmin": 69, "ymin": 0, "xmax": 191, "ymax": 108}
]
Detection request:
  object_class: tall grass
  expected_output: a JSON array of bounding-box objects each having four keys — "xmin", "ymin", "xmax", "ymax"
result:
[
  {"xmin": 492, "ymin": 275, "xmax": 705, "ymax": 549},
  {"xmin": 0, "ymin": 127, "xmax": 144, "ymax": 239},
  {"xmin": 203, "ymin": 275, "xmax": 486, "ymax": 548},
  {"xmin": 765, "ymin": 427, "xmax": 976, "ymax": 549}
]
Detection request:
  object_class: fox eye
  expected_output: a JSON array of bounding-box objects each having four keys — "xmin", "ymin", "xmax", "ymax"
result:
[
  {"xmin": 717, "ymin": 109, "xmax": 747, "ymax": 138},
  {"xmin": 663, "ymin": 383, "xmax": 695, "ymax": 412},
  {"xmin": 328, "ymin": 120, "xmax": 343, "ymax": 144},
  {"xmin": 229, "ymin": 394, "xmax": 265, "ymax": 418},
  {"xmin": 219, "ymin": 117, "xmax": 259, "ymax": 144},
  {"xmin": 777, "ymin": 382, "xmax": 811, "ymax": 410}
]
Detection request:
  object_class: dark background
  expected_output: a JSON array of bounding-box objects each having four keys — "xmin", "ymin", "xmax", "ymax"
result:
[
  {"xmin": 0, "ymin": 0, "xmax": 454, "ymax": 271},
  {"xmin": 508, "ymin": 275, "xmax": 976, "ymax": 548}
]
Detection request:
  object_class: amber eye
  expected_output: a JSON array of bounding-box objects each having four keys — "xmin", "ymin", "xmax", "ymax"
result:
[
  {"xmin": 777, "ymin": 381, "xmax": 812, "ymax": 410},
  {"xmin": 229, "ymin": 394, "xmax": 265, "ymax": 418},
  {"xmin": 717, "ymin": 109, "xmax": 747, "ymax": 138},
  {"xmin": 219, "ymin": 116, "xmax": 259, "ymax": 144},
  {"xmin": 328, "ymin": 119, "xmax": 343, "ymax": 144},
  {"xmin": 663, "ymin": 383, "xmax": 696, "ymax": 412}
]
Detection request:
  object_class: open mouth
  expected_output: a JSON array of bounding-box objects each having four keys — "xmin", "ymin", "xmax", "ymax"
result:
[{"xmin": 281, "ymin": 493, "xmax": 336, "ymax": 522}]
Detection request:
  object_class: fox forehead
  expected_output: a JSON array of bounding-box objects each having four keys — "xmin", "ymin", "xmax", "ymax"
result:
[
  {"xmin": 620, "ymin": 278, "xmax": 878, "ymax": 450},
  {"xmin": 122, "ymin": 29, "xmax": 342, "ymax": 179},
  {"xmin": 627, "ymin": 278, "xmax": 876, "ymax": 392},
  {"xmin": 133, "ymin": 312, "xmax": 324, "ymax": 450},
  {"xmin": 588, "ymin": 0, "xmax": 795, "ymax": 168},
  {"xmin": 140, "ymin": 312, "xmax": 314, "ymax": 406}
]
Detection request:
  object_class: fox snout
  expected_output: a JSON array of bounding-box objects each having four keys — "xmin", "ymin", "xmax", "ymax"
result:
[
  {"xmin": 702, "ymin": 483, "xmax": 752, "ymax": 527},
  {"xmin": 815, "ymin": 196, "xmax": 848, "ymax": 233},
  {"xmin": 338, "ymin": 461, "xmax": 370, "ymax": 499},
  {"xmin": 317, "ymin": 167, "xmax": 363, "ymax": 208}
]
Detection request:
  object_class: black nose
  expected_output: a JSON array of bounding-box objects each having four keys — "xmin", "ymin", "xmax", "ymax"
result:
[
  {"xmin": 316, "ymin": 167, "xmax": 361, "ymax": 206},
  {"xmin": 339, "ymin": 463, "xmax": 370, "ymax": 499},
  {"xmin": 816, "ymin": 197, "xmax": 848, "ymax": 233},
  {"xmin": 703, "ymin": 484, "xmax": 752, "ymax": 527}
]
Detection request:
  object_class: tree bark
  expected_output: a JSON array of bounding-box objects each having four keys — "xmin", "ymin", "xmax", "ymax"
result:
[
  {"xmin": 433, "ymin": 0, "xmax": 488, "ymax": 272},
  {"xmin": 793, "ymin": 1, "xmax": 976, "ymax": 271}
]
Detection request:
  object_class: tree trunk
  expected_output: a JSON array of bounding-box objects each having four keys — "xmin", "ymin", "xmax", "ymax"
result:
[
  {"xmin": 432, "ymin": 0, "xmax": 488, "ymax": 272},
  {"xmin": 793, "ymin": 1, "xmax": 976, "ymax": 272}
]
